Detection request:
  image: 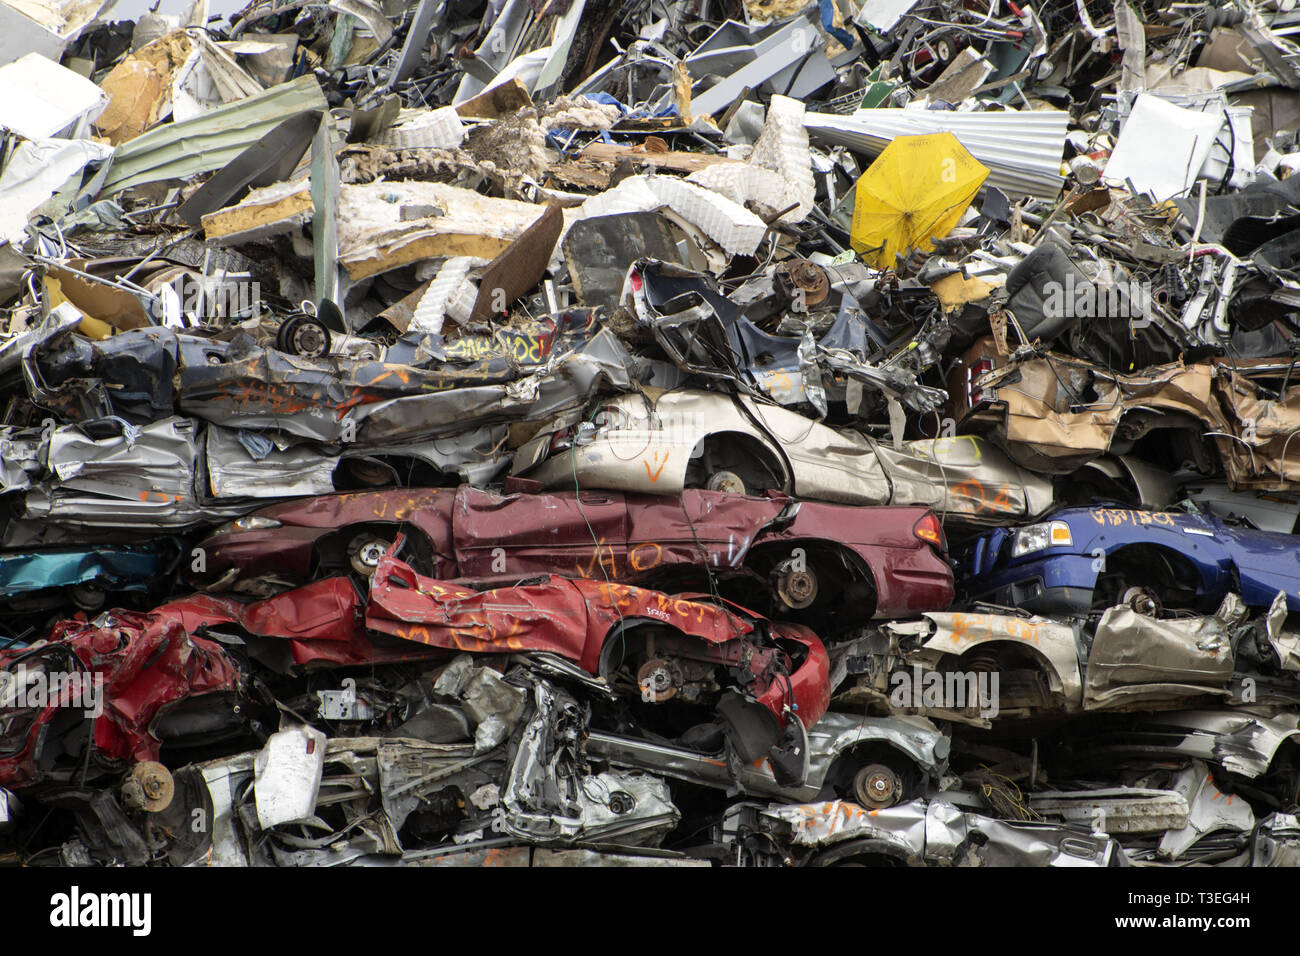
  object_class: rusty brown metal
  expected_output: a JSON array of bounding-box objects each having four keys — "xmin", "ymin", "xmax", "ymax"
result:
[{"xmin": 468, "ymin": 202, "xmax": 564, "ymax": 322}]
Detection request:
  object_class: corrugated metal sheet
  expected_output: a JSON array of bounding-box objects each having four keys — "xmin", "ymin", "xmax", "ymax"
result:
[
  {"xmin": 805, "ymin": 108, "xmax": 1068, "ymax": 201},
  {"xmin": 89, "ymin": 76, "xmax": 329, "ymax": 199}
]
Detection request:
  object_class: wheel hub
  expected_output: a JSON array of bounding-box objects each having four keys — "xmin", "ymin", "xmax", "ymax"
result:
[
  {"xmin": 349, "ymin": 535, "xmax": 392, "ymax": 576},
  {"xmin": 293, "ymin": 323, "xmax": 327, "ymax": 356},
  {"xmin": 706, "ymin": 470, "xmax": 746, "ymax": 495},
  {"xmin": 122, "ymin": 761, "xmax": 175, "ymax": 813},
  {"xmin": 776, "ymin": 567, "xmax": 818, "ymax": 610},
  {"xmin": 637, "ymin": 659, "xmax": 678, "ymax": 702},
  {"xmin": 70, "ymin": 583, "xmax": 106, "ymax": 612},
  {"xmin": 854, "ymin": 763, "xmax": 902, "ymax": 809}
]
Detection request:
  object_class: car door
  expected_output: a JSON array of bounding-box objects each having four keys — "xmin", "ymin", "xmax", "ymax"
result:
[{"xmin": 452, "ymin": 487, "xmax": 631, "ymax": 583}]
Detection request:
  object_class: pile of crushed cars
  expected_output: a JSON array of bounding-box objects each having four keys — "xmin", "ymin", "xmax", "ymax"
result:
[{"xmin": 0, "ymin": 0, "xmax": 1299, "ymax": 869}]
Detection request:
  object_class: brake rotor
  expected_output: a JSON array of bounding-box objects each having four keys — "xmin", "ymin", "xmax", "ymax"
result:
[
  {"xmin": 122, "ymin": 761, "xmax": 175, "ymax": 813},
  {"xmin": 348, "ymin": 535, "xmax": 392, "ymax": 576},
  {"xmin": 280, "ymin": 316, "xmax": 330, "ymax": 358},
  {"xmin": 637, "ymin": 659, "xmax": 678, "ymax": 702},
  {"xmin": 853, "ymin": 763, "xmax": 902, "ymax": 810},
  {"xmin": 706, "ymin": 470, "xmax": 746, "ymax": 495},
  {"xmin": 776, "ymin": 566, "xmax": 818, "ymax": 610},
  {"xmin": 346, "ymin": 459, "xmax": 394, "ymax": 487},
  {"xmin": 1122, "ymin": 586, "xmax": 1161, "ymax": 616}
]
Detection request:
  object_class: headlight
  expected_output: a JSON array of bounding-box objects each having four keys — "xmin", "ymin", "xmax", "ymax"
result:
[
  {"xmin": 215, "ymin": 516, "xmax": 283, "ymax": 535},
  {"xmin": 1010, "ymin": 521, "xmax": 1073, "ymax": 557}
]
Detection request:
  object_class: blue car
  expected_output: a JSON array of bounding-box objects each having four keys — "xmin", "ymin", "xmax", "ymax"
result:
[
  {"xmin": 958, "ymin": 506, "xmax": 1300, "ymax": 616},
  {"xmin": 0, "ymin": 542, "xmax": 180, "ymax": 643}
]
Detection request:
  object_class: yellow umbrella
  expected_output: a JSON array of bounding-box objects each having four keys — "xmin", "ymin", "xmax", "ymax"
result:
[{"xmin": 850, "ymin": 131, "xmax": 989, "ymax": 268}]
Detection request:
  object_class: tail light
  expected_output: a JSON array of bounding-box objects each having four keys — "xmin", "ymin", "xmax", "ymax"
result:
[
  {"xmin": 967, "ymin": 356, "xmax": 996, "ymax": 407},
  {"xmin": 913, "ymin": 513, "xmax": 946, "ymax": 553}
]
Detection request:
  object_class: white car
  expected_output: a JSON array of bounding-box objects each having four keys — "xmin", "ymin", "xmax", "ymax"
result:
[{"xmin": 513, "ymin": 389, "xmax": 1056, "ymax": 523}]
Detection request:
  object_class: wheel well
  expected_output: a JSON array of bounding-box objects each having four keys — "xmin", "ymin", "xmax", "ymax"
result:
[
  {"xmin": 742, "ymin": 540, "xmax": 879, "ymax": 632},
  {"xmin": 684, "ymin": 432, "xmax": 787, "ymax": 494},
  {"xmin": 948, "ymin": 641, "xmax": 1064, "ymax": 692},
  {"xmin": 1091, "ymin": 543, "xmax": 1207, "ymax": 611},
  {"xmin": 823, "ymin": 742, "xmax": 924, "ymax": 800},
  {"xmin": 311, "ymin": 522, "xmax": 436, "ymax": 577},
  {"xmin": 332, "ymin": 455, "xmax": 458, "ymax": 491}
]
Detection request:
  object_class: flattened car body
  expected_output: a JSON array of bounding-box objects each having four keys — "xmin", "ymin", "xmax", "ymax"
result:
[
  {"xmin": 189, "ymin": 485, "xmax": 955, "ymax": 619},
  {"xmin": 960, "ymin": 506, "xmax": 1300, "ymax": 615},
  {"xmin": 513, "ymin": 389, "xmax": 1054, "ymax": 522},
  {"xmin": 364, "ymin": 551, "xmax": 831, "ymax": 731}
]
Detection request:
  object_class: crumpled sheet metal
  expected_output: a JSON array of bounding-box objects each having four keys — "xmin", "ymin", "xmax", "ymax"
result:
[
  {"xmin": 518, "ymin": 389, "xmax": 1053, "ymax": 521},
  {"xmin": 351, "ymin": 329, "xmax": 634, "ymax": 445},
  {"xmin": 179, "ymin": 340, "xmax": 519, "ymax": 444},
  {"xmin": 24, "ymin": 325, "xmax": 180, "ymax": 426},
  {"xmin": 205, "ymin": 423, "xmax": 511, "ymax": 496},
  {"xmin": 88, "ymin": 75, "xmax": 328, "ymax": 198},
  {"xmin": 0, "ymin": 610, "xmax": 243, "ymax": 787},
  {"xmin": 1265, "ymin": 590, "xmax": 1300, "ymax": 672},
  {"xmin": 1157, "ymin": 761, "xmax": 1256, "ymax": 862},
  {"xmin": 967, "ymin": 350, "xmax": 1214, "ymax": 474},
  {"xmin": 1210, "ymin": 362, "xmax": 1300, "ymax": 491},
  {"xmin": 1079, "ymin": 710, "xmax": 1300, "ymax": 780},
  {"xmin": 21, "ymin": 416, "xmax": 220, "ymax": 530},
  {"xmin": 969, "ymin": 350, "xmax": 1300, "ymax": 487},
  {"xmin": 805, "ymin": 108, "xmax": 1069, "ymax": 201},
  {"xmin": 364, "ymin": 551, "xmax": 831, "ymax": 729},
  {"xmin": 0, "ymin": 543, "xmax": 173, "ymax": 599},
  {"xmin": 365, "ymin": 553, "xmax": 751, "ymax": 673},
  {"xmin": 1083, "ymin": 600, "xmax": 1239, "ymax": 710},
  {"xmin": 762, "ymin": 799, "xmax": 1113, "ymax": 866},
  {"xmin": 906, "ymin": 609, "xmax": 1080, "ymax": 711},
  {"xmin": 0, "ymin": 427, "xmax": 42, "ymax": 493}
]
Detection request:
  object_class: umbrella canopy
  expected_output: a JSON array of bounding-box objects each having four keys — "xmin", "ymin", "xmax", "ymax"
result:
[{"xmin": 850, "ymin": 131, "xmax": 989, "ymax": 268}]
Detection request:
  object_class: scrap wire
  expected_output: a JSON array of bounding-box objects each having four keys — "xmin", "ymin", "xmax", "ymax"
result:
[{"xmin": 976, "ymin": 766, "xmax": 1041, "ymax": 822}]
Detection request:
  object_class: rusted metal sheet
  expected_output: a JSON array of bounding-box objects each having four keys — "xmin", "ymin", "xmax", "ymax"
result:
[{"xmin": 468, "ymin": 202, "xmax": 563, "ymax": 322}]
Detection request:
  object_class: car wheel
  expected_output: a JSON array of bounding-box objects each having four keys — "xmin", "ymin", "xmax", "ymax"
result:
[{"xmin": 70, "ymin": 583, "xmax": 106, "ymax": 612}]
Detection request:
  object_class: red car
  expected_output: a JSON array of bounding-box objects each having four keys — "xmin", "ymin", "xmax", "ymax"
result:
[
  {"xmin": 189, "ymin": 486, "xmax": 954, "ymax": 629},
  {"xmin": 0, "ymin": 578, "xmax": 439, "ymax": 789},
  {"xmin": 2, "ymin": 559, "xmax": 832, "ymax": 789},
  {"xmin": 366, "ymin": 549, "xmax": 830, "ymax": 775}
]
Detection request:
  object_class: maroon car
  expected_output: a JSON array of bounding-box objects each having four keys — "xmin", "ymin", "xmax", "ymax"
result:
[{"xmin": 188, "ymin": 487, "xmax": 954, "ymax": 630}]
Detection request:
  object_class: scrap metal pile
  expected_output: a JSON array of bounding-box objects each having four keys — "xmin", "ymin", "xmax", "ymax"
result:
[{"xmin": 2, "ymin": 0, "xmax": 1300, "ymax": 868}]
